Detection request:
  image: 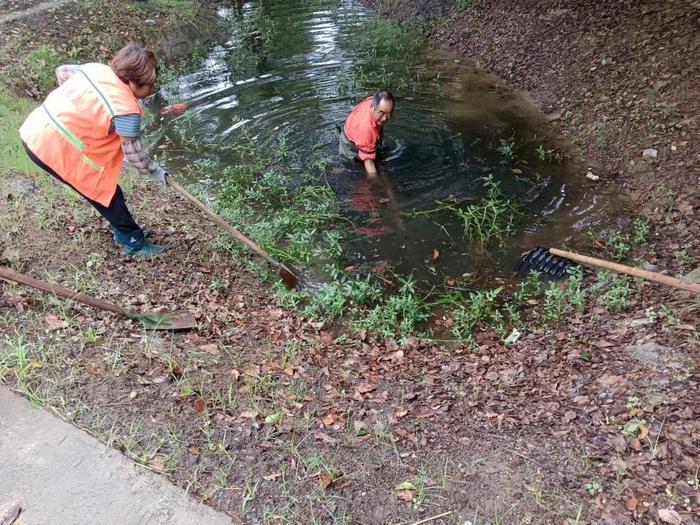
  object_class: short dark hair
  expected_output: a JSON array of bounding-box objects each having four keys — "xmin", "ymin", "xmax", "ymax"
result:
[
  {"xmin": 372, "ymin": 90, "xmax": 394, "ymax": 108},
  {"xmin": 110, "ymin": 43, "xmax": 158, "ymax": 87}
]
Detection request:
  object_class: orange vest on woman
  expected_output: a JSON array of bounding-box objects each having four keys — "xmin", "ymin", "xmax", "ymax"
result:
[{"xmin": 20, "ymin": 63, "xmax": 143, "ymax": 206}]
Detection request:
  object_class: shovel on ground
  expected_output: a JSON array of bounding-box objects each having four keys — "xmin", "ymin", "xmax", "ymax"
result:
[{"xmin": 0, "ymin": 266, "xmax": 197, "ymax": 330}]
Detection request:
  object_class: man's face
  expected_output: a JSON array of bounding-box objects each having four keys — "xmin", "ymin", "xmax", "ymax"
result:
[{"xmin": 371, "ymin": 99, "xmax": 393, "ymax": 127}]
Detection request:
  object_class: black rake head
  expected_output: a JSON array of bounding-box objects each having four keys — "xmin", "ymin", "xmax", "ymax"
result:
[{"xmin": 515, "ymin": 246, "xmax": 581, "ymax": 280}]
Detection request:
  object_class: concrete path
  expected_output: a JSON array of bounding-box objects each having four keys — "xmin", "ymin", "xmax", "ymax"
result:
[
  {"xmin": 0, "ymin": 386, "xmax": 232, "ymax": 525},
  {"xmin": 0, "ymin": 0, "xmax": 74, "ymax": 25}
]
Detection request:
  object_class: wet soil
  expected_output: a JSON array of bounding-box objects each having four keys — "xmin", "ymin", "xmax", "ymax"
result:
[{"xmin": 0, "ymin": 1, "xmax": 698, "ymax": 524}]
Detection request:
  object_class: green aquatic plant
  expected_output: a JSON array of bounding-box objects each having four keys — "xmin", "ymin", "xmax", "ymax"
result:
[
  {"xmin": 535, "ymin": 145, "xmax": 561, "ymax": 163},
  {"xmin": 497, "ymin": 137, "xmax": 516, "ymax": 160},
  {"xmin": 336, "ymin": 15, "xmax": 426, "ymax": 95},
  {"xmin": 452, "ymin": 175, "xmax": 521, "ymax": 245}
]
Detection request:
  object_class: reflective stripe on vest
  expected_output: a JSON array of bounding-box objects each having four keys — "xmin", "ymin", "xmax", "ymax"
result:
[
  {"xmin": 41, "ymin": 103, "xmax": 105, "ymax": 174},
  {"xmin": 76, "ymin": 68, "xmax": 115, "ymax": 117}
]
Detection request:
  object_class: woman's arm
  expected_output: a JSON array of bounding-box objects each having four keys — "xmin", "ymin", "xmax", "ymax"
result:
[{"xmin": 121, "ymin": 137, "xmax": 167, "ymax": 184}]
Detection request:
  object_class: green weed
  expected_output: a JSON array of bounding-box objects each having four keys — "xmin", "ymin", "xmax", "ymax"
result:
[
  {"xmin": 452, "ymin": 175, "xmax": 521, "ymax": 245},
  {"xmin": 0, "ymin": 90, "xmax": 41, "ymax": 176},
  {"xmin": 352, "ymin": 276, "xmax": 430, "ymax": 341},
  {"xmin": 497, "ymin": 138, "xmax": 516, "ymax": 160},
  {"xmin": 150, "ymin": 0, "xmax": 197, "ymax": 20},
  {"xmin": 451, "ymin": 287, "xmax": 505, "ymax": 342},
  {"xmin": 595, "ymin": 272, "xmax": 632, "ymax": 313},
  {"xmin": 632, "ymin": 218, "xmax": 650, "ymax": 245},
  {"xmin": 535, "ymin": 145, "xmax": 560, "ymax": 163},
  {"xmin": 336, "ymin": 16, "xmax": 425, "ymax": 94}
]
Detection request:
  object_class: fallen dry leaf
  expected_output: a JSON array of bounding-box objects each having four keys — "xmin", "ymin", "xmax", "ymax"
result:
[
  {"xmin": 356, "ymin": 383, "xmax": 377, "ymax": 394},
  {"xmin": 658, "ymin": 509, "xmax": 682, "ymax": 525},
  {"xmin": 313, "ymin": 431, "xmax": 339, "ymax": 445},
  {"xmin": 194, "ymin": 398, "xmax": 205, "ymax": 413},
  {"xmin": 397, "ymin": 490, "xmax": 415, "ymax": 502},
  {"xmin": 149, "ymin": 455, "xmax": 166, "ymax": 471},
  {"xmin": 45, "ymin": 314, "xmax": 67, "ymax": 330},
  {"xmin": 199, "ymin": 343, "xmax": 219, "ymax": 354},
  {"xmin": 320, "ymin": 470, "xmax": 333, "ymax": 490},
  {"xmin": 563, "ymin": 410, "xmax": 577, "ymax": 423}
]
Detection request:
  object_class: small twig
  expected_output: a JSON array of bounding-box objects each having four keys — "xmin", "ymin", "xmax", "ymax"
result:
[
  {"xmin": 505, "ymin": 448, "xmax": 568, "ymax": 480},
  {"xmin": 397, "ymin": 510, "xmax": 454, "ymax": 525}
]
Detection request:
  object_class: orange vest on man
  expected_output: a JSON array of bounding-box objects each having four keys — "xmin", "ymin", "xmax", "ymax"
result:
[{"xmin": 20, "ymin": 63, "xmax": 143, "ymax": 206}]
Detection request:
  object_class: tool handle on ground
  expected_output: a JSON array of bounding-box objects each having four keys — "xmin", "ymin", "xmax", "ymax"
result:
[
  {"xmin": 549, "ymin": 248, "xmax": 700, "ymax": 294},
  {"xmin": 167, "ymin": 178, "xmax": 272, "ymax": 261},
  {"xmin": 0, "ymin": 266, "xmax": 126, "ymax": 314}
]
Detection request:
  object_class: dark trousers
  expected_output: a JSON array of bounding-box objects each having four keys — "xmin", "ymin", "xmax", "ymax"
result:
[{"xmin": 23, "ymin": 142, "xmax": 140, "ymax": 234}]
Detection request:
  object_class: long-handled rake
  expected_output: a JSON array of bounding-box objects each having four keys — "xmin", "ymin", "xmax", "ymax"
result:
[{"xmin": 517, "ymin": 247, "xmax": 700, "ymax": 294}]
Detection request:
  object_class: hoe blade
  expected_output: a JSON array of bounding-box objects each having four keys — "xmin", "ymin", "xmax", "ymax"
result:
[{"xmin": 127, "ymin": 310, "xmax": 197, "ymax": 331}]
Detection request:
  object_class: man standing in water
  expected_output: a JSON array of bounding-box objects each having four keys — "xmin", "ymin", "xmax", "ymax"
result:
[{"xmin": 339, "ymin": 90, "xmax": 394, "ymax": 178}]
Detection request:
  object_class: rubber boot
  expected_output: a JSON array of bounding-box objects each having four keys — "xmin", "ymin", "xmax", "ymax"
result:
[
  {"xmin": 112, "ymin": 225, "xmax": 150, "ymax": 244},
  {"xmin": 113, "ymin": 228, "xmax": 163, "ymax": 257}
]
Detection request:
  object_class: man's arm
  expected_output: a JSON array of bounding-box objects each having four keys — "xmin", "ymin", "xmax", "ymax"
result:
[{"xmin": 363, "ymin": 158, "xmax": 378, "ymax": 178}]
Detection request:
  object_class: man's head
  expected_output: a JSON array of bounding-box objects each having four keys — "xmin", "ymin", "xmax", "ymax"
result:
[
  {"xmin": 370, "ymin": 90, "xmax": 394, "ymax": 127},
  {"xmin": 110, "ymin": 43, "xmax": 158, "ymax": 99}
]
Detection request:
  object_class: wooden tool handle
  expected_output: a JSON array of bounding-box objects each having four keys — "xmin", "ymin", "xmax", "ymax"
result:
[
  {"xmin": 549, "ymin": 248, "xmax": 700, "ymax": 294},
  {"xmin": 168, "ymin": 178, "xmax": 271, "ymax": 260},
  {"xmin": 0, "ymin": 266, "xmax": 126, "ymax": 314}
]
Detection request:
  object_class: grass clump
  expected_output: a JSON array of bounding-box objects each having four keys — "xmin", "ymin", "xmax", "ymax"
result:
[
  {"xmin": 451, "ymin": 287, "xmax": 505, "ymax": 342},
  {"xmin": 336, "ymin": 16, "xmax": 426, "ymax": 94},
  {"xmin": 452, "ymin": 175, "xmax": 521, "ymax": 246},
  {"xmin": 150, "ymin": 0, "xmax": 197, "ymax": 20},
  {"xmin": 352, "ymin": 276, "xmax": 430, "ymax": 340},
  {"xmin": 0, "ymin": 90, "xmax": 41, "ymax": 175}
]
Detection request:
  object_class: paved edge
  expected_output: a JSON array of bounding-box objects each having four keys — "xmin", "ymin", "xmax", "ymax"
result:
[
  {"xmin": 0, "ymin": 386, "xmax": 232, "ymax": 525},
  {"xmin": 0, "ymin": 0, "xmax": 74, "ymax": 25}
]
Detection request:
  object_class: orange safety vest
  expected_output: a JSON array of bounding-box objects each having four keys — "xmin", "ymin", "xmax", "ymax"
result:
[{"xmin": 20, "ymin": 63, "xmax": 143, "ymax": 206}]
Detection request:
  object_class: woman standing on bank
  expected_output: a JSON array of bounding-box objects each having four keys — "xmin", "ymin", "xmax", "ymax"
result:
[{"xmin": 20, "ymin": 42, "xmax": 168, "ymax": 256}]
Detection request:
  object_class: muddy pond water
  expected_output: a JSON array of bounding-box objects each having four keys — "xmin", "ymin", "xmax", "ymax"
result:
[{"xmin": 154, "ymin": 0, "xmax": 610, "ymax": 287}]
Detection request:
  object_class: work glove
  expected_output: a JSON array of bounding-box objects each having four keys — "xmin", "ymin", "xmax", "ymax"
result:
[{"xmin": 148, "ymin": 165, "xmax": 168, "ymax": 185}]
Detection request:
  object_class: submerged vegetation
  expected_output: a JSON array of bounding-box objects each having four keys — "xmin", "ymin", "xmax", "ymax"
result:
[
  {"xmin": 451, "ymin": 175, "xmax": 521, "ymax": 246},
  {"xmin": 336, "ymin": 16, "xmax": 429, "ymax": 95}
]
